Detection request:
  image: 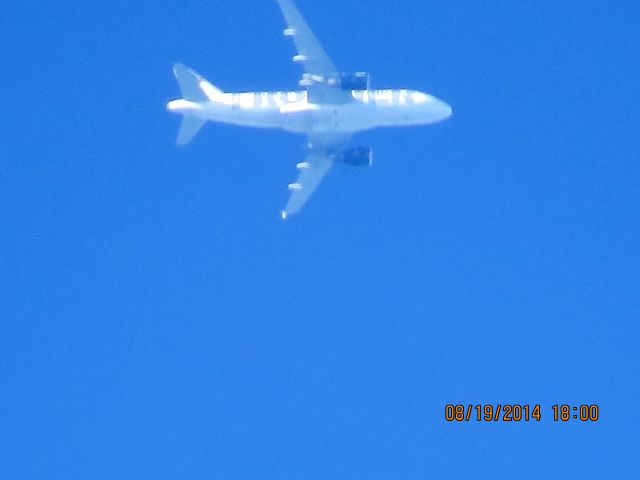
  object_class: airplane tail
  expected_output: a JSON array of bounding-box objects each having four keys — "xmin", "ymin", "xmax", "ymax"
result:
[{"xmin": 171, "ymin": 63, "xmax": 224, "ymax": 145}]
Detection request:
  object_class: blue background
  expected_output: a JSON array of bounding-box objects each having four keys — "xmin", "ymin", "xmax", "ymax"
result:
[{"xmin": 2, "ymin": 0, "xmax": 638, "ymax": 478}]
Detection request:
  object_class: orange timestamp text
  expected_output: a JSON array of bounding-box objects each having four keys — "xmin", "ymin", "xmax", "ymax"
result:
[{"xmin": 445, "ymin": 404, "xmax": 600, "ymax": 422}]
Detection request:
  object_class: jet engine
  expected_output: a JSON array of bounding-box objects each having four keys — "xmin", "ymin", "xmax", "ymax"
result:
[
  {"xmin": 326, "ymin": 72, "xmax": 370, "ymax": 91},
  {"xmin": 335, "ymin": 147, "xmax": 373, "ymax": 167}
]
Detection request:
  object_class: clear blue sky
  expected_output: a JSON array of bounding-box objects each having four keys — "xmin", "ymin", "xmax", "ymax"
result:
[{"xmin": 2, "ymin": 0, "xmax": 639, "ymax": 478}]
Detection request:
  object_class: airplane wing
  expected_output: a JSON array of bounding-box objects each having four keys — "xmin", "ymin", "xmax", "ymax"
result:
[
  {"xmin": 281, "ymin": 133, "xmax": 351, "ymax": 218},
  {"xmin": 275, "ymin": 0, "xmax": 352, "ymax": 104}
]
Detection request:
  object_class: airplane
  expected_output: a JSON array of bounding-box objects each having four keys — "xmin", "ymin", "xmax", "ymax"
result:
[{"xmin": 167, "ymin": 0, "xmax": 452, "ymax": 219}]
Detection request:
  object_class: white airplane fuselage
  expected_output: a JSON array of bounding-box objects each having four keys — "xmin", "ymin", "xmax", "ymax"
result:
[{"xmin": 167, "ymin": 88, "xmax": 452, "ymax": 135}]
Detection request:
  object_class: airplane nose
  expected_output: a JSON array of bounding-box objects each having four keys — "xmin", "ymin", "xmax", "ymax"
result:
[{"xmin": 434, "ymin": 99, "xmax": 452, "ymax": 120}]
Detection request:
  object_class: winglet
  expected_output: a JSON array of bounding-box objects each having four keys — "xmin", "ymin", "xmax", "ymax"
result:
[{"xmin": 280, "ymin": 210, "xmax": 288, "ymax": 220}]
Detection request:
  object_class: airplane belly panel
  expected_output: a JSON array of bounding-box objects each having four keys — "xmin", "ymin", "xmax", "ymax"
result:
[
  {"xmin": 307, "ymin": 103, "xmax": 379, "ymax": 133},
  {"xmin": 205, "ymin": 103, "xmax": 288, "ymax": 130}
]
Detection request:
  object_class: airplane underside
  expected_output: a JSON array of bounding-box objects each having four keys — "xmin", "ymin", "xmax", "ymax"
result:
[
  {"xmin": 171, "ymin": 91, "xmax": 451, "ymax": 135},
  {"xmin": 166, "ymin": 0, "xmax": 452, "ymax": 218}
]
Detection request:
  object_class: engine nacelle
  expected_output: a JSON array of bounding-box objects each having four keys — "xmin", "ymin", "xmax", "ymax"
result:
[
  {"xmin": 326, "ymin": 72, "xmax": 370, "ymax": 91},
  {"xmin": 335, "ymin": 147, "xmax": 373, "ymax": 167}
]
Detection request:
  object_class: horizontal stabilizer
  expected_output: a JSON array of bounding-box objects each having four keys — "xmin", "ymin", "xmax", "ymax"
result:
[
  {"xmin": 176, "ymin": 116, "xmax": 205, "ymax": 146},
  {"xmin": 173, "ymin": 63, "xmax": 223, "ymax": 102}
]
